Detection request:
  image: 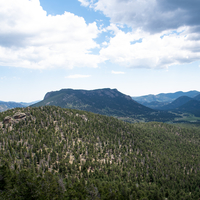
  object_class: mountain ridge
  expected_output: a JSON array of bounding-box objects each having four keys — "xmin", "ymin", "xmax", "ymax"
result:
[
  {"xmin": 158, "ymin": 96, "xmax": 193, "ymax": 110},
  {"xmin": 132, "ymin": 90, "xmax": 200, "ymax": 103},
  {"xmin": 0, "ymin": 101, "xmax": 25, "ymax": 112},
  {"xmin": 32, "ymin": 88, "xmax": 153, "ymax": 117},
  {"xmin": 0, "ymin": 100, "xmax": 41, "ymax": 112}
]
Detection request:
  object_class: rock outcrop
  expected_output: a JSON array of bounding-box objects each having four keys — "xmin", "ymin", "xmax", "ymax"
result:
[
  {"xmin": 3, "ymin": 112, "xmax": 26, "ymax": 125},
  {"xmin": 3, "ymin": 116, "xmax": 15, "ymax": 124},
  {"xmin": 13, "ymin": 112, "xmax": 26, "ymax": 120}
]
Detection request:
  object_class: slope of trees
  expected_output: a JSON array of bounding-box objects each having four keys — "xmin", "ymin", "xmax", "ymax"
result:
[{"xmin": 1, "ymin": 106, "xmax": 200, "ymax": 199}]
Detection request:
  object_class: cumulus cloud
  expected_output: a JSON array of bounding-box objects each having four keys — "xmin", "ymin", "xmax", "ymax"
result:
[
  {"xmin": 0, "ymin": 0, "xmax": 101, "ymax": 69},
  {"xmin": 78, "ymin": 0, "xmax": 90, "ymax": 7},
  {"xmin": 66, "ymin": 74, "xmax": 91, "ymax": 78},
  {"xmin": 100, "ymin": 27, "xmax": 200, "ymax": 68},
  {"xmin": 80, "ymin": 0, "xmax": 200, "ymax": 69},
  {"xmin": 111, "ymin": 70, "xmax": 125, "ymax": 74},
  {"xmin": 86, "ymin": 0, "xmax": 200, "ymax": 33},
  {"xmin": 1, "ymin": 0, "xmax": 200, "ymax": 70}
]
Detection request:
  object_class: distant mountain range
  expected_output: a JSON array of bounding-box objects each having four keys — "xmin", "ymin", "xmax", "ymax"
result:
[
  {"xmin": 158, "ymin": 96, "xmax": 193, "ymax": 110},
  {"xmin": 132, "ymin": 90, "xmax": 200, "ymax": 103},
  {"xmin": 133, "ymin": 91, "xmax": 200, "ymax": 118},
  {"xmin": 0, "ymin": 100, "xmax": 40, "ymax": 112},
  {"xmin": 2, "ymin": 89, "xmax": 200, "ymax": 123},
  {"xmin": 153, "ymin": 95, "xmax": 200, "ymax": 115}
]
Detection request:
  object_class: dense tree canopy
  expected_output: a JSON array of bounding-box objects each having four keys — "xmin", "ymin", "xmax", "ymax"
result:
[{"xmin": 1, "ymin": 106, "xmax": 200, "ymax": 199}]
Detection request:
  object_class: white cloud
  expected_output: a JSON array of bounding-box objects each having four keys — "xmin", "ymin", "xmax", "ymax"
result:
[
  {"xmin": 78, "ymin": 0, "xmax": 90, "ymax": 7},
  {"xmin": 1, "ymin": 0, "xmax": 200, "ymax": 70},
  {"xmin": 100, "ymin": 27, "xmax": 200, "ymax": 68},
  {"xmin": 79, "ymin": 0, "xmax": 200, "ymax": 69},
  {"xmin": 0, "ymin": 0, "xmax": 102, "ymax": 69},
  {"xmin": 66, "ymin": 74, "xmax": 91, "ymax": 79},
  {"xmin": 111, "ymin": 70, "xmax": 125, "ymax": 74},
  {"xmin": 86, "ymin": 0, "xmax": 200, "ymax": 33},
  {"xmin": 102, "ymin": 41, "xmax": 108, "ymax": 46}
]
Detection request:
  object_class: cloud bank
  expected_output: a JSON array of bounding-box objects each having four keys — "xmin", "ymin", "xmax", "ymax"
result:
[
  {"xmin": 82, "ymin": 0, "xmax": 200, "ymax": 33},
  {"xmin": 80, "ymin": 0, "xmax": 200, "ymax": 68},
  {"xmin": 1, "ymin": 0, "xmax": 200, "ymax": 70},
  {"xmin": 0, "ymin": 0, "xmax": 101, "ymax": 69}
]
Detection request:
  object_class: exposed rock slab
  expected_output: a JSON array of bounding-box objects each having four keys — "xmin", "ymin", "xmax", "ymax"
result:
[{"xmin": 3, "ymin": 112, "xmax": 26, "ymax": 125}]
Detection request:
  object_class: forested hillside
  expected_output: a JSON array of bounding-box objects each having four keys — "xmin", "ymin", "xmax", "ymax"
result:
[{"xmin": 1, "ymin": 106, "xmax": 200, "ymax": 199}]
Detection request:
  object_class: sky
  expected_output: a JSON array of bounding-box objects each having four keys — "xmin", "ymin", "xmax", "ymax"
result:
[{"xmin": 1, "ymin": 0, "xmax": 200, "ymax": 102}]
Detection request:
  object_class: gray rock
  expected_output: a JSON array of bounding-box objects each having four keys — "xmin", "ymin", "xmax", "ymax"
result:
[
  {"xmin": 13, "ymin": 112, "xmax": 26, "ymax": 120},
  {"xmin": 3, "ymin": 116, "xmax": 14, "ymax": 124}
]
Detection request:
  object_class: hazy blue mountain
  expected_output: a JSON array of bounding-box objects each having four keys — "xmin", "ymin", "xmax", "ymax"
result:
[
  {"xmin": 193, "ymin": 94, "xmax": 200, "ymax": 101},
  {"xmin": 32, "ymin": 88, "xmax": 153, "ymax": 117},
  {"xmin": 0, "ymin": 101, "xmax": 25, "ymax": 112},
  {"xmin": 176, "ymin": 99, "xmax": 200, "ymax": 113},
  {"xmin": 158, "ymin": 96, "xmax": 193, "ymax": 110},
  {"xmin": 132, "ymin": 90, "xmax": 200, "ymax": 103},
  {"xmin": 140, "ymin": 101, "xmax": 169, "ymax": 109},
  {"xmin": 0, "ymin": 100, "xmax": 41, "ymax": 112},
  {"xmin": 20, "ymin": 100, "xmax": 41, "ymax": 107}
]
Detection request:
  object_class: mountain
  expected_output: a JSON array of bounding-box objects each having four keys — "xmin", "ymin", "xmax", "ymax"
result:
[
  {"xmin": 132, "ymin": 90, "xmax": 200, "ymax": 103},
  {"xmin": 158, "ymin": 96, "xmax": 193, "ymax": 110},
  {"xmin": 139, "ymin": 101, "xmax": 169, "ymax": 109},
  {"xmin": 178, "ymin": 99, "xmax": 200, "ymax": 111},
  {"xmin": 0, "ymin": 101, "xmax": 25, "ymax": 112},
  {"xmin": 1, "ymin": 106, "xmax": 200, "ymax": 199},
  {"xmin": 32, "ymin": 88, "xmax": 153, "ymax": 117},
  {"xmin": 19, "ymin": 100, "xmax": 41, "ymax": 107},
  {"xmin": 0, "ymin": 100, "xmax": 41, "ymax": 112},
  {"xmin": 194, "ymin": 93, "xmax": 200, "ymax": 101},
  {"xmin": 175, "ymin": 99, "xmax": 200, "ymax": 117}
]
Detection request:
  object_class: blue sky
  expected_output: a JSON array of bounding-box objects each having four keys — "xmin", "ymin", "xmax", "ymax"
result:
[{"xmin": 1, "ymin": 0, "xmax": 200, "ymax": 102}]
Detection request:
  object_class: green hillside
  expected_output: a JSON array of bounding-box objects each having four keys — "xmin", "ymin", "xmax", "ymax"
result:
[{"xmin": 1, "ymin": 106, "xmax": 200, "ymax": 199}]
